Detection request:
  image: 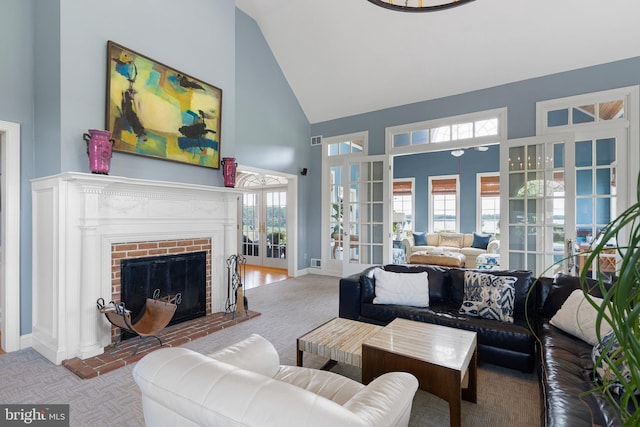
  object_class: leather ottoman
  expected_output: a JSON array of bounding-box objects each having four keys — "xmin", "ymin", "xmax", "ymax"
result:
[{"xmin": 409, "ymin": 251, "xmax": 466, "ymax": 267}]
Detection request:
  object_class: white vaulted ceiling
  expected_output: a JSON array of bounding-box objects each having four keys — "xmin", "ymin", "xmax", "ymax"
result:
[{"xmin": 235, "ymin": 0, "xmax": 640, "ymax": 124}]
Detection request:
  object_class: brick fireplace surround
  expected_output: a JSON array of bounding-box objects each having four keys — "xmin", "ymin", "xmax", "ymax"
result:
[
  {"xmin": 31, "ymin": 172, "xmax": 241, "ymax": 365},
  {"xmin": 109, "ymin": 238, "xmax": 212, "ymax": 342}
]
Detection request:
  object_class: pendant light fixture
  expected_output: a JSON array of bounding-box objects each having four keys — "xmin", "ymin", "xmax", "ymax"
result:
[{"xmin": 367, "ymin": 0, "xmax": 476, "ymax": 12}]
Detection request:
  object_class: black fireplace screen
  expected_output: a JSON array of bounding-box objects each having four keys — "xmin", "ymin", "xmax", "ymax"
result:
[{"xmin": 120, "ymin": 251, "xmax": 206, "ymax": 334}]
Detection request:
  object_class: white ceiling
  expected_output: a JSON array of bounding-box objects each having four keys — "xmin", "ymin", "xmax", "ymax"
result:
[{"xmin": 235, "ymin": 0, "xmax": 640, "ymax": 124}]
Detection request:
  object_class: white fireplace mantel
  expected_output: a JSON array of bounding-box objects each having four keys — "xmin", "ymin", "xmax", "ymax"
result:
[{"xmin": 31, "ymin": 172, "xmax": 242, "ymax": 364}]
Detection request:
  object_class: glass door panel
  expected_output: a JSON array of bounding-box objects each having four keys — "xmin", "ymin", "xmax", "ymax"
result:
[
  {"xmin": 501, "ymin": 134, "xmax": 575, "ymax": 276},
  {"xmin": 241, "ymin": 188, "xmax": 287, "ymax": 269},
  {"xmin": 575, "ymin": 132, "xmax": 626, "ymax": 280},
  {"xmin": 326, "ymin": 155, "xmax": 389, "ymax": 276},
  {"xmin": 241, "ymin": 193, "xmax": 260, "ymax": 265},
  {"xmin": 264, "ymin": 190, "xmax": 287, "ymax": 268}
]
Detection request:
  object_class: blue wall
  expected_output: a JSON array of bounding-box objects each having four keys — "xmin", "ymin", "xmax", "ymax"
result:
[{"xmin": 235, "ymin": 9, "xmax": 311, "ymax": 266}]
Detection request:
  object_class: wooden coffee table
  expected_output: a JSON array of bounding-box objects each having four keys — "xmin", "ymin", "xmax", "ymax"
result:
[
  {"xmin": 362, "ymin": 318, "xmax": 477, "ymax": 427},
  {"xmin": 296, "ymin": 318, "xmax": 382, "ymax": 368}
]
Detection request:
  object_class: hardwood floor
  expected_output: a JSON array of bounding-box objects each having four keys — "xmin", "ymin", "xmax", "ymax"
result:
[{"xmin": 243, "ymin": 265, "xmax": 289, "ymax": 289}]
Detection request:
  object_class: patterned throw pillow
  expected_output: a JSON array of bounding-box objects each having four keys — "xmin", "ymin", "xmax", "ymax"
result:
[
  {"xmin": 592, "ymin": 329, "xmax": 631, "ymax": 396},
  {"xmin": 459, "ymin": 271, "xmax": 517, "ymax": 323}
]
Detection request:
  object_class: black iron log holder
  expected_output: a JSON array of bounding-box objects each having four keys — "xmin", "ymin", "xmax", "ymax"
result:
[{"xmin": 225, "ymin": 254, "xmax": 248, "ymax": 319}]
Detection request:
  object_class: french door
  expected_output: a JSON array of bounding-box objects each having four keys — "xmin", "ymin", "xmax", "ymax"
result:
[
  {"xmin": 324, "ymin": 155, "xmax": 390, "ymax": 276},
  {"xmin": 500, "ymin": 134, "xmax": 576, "ymax": 276},
  {"xmin": 241, "ymin": 188, "xmax": 287, "ymax": 269},
  {"xmin": 500, "ymin": 129, "xmax": 628, "ymax": 276}
]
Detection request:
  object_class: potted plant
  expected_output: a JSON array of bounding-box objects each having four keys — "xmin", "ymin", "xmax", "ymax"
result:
[{"xmin": 582, "ymin": 173, "xmax": 640, "ymax": 426}]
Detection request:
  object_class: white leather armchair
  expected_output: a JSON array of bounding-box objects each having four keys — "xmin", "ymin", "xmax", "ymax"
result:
[{"xmin": 133, "ymin": 334, "xmax": 419, "ymax": 427}]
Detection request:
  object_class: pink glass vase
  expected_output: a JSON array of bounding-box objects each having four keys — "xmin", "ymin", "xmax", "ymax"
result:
[
  {"xmin": 83, "ymin": 129, "xmax": 114, "ymax": 174},
  {"xmin": 221, "ymin": 157, "xmax": 237, "ymax": 188}
]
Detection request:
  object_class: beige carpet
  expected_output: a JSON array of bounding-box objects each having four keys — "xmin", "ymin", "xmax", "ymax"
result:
[{"xmin": 0, "ymin": 274, "xmax": 540, "ymax": 426}]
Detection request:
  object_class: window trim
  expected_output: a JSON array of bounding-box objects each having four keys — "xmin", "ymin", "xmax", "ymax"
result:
[
  {"xmin": 428, "ymin": 174, "xmax": 460, "ymax": 233},
  {"xmin": 323, "ymin": 131, "xmax": 368, "ymax": 159},
  {"xmin": 536, "ymin": 86, "xmax": 635, "ymax": 135},
  {"xmin": 385, "ymin": 108, "xmax": 507, "ymax": 156}
]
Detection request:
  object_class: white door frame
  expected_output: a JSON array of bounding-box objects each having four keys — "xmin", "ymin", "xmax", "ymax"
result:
[
  {"xmin": 0, "ymin": 120, "xmax": 21, "ymax": 352},
  {"xmin": 235, "ymin": 165, "xmax": 297, "ymax": 277}
]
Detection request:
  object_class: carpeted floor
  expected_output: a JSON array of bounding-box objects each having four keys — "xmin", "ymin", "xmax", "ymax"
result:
[{"xmin": 0, "ymin": 274, "xmax": 541, "ymax": 426}]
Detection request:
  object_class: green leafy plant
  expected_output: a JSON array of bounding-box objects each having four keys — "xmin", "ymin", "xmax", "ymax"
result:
[{"xmin": 581, "ymin": 172, "xmax": 640, "ymax": 426}]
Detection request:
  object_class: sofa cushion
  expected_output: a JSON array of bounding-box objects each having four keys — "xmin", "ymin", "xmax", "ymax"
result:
[
  {"xmin": 439, "ymin": 233, "xmax": 464, "ymax": 248},
  {"xmin": 537, "ymin": 321, "xmax": 623, "ymax": 427},
  {"xmin": 413, "ymin": 232, "xmax": 427, "ymax": 246},
  {"xmin": 471, "ymin": 232, "xmax": 492, "ymax": 250},
  {"xmin": 275, "ymin": 365, "xmax": 364, "ymax": 405},
  {"xmin": 373, "ymin": 269, "xmax": 429, "ymax": 307},
  {"xmin": 550, "ymin": 289, "xmax": 612, "ymax": 345},
  {"xmin": 384, "ymin": 264, "xmax": 450, "ymax": 303},
  {"xmin": 459, "ymin": 271, "xmax": 516, "ymax": 323}
]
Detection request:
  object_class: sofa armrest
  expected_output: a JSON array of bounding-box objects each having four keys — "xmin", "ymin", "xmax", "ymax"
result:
[
  {"xmin": 402, "ymin": 237, "xmax": 414, "ymax": 252},
  {"xmin": 344, "ymin": 372, "xmax": 418, "ymax": 427},
  {"xmin": 487, "ymin": 239, "xmax": 500, "ymax": 254},
  {"xmin": 339, "ymin": 273, "xmax": 363, "ymax": 320}
]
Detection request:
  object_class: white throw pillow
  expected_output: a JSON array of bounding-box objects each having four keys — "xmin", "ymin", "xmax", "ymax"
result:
[
  {"xmin": 373, "ymin": 269, "xmax": 429, "ymax": 307},
  {"xmin": 550, "ymin": 289, "xmax": 612, "ymax": 345}
]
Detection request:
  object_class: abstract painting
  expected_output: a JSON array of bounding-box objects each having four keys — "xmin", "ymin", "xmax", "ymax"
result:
[{"xmin": 106, "ymin": 41, "xmax": 222, "ymax": 168}]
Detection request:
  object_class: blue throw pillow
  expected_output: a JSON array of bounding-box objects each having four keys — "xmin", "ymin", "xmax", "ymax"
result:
[
  {"xmin": 471, "ymin": 232, "xmax": 491, "ymax": 250},
  {"xmin": 413, "ymin": 232, "xmax": 427, "ymax": 246}
]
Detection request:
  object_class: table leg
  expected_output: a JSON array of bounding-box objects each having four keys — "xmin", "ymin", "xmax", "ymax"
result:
[
  {"xmin": 462, "ymin": 347, "xmax": 477, "ymax": 403},
  {"xmin": 296, "ymin": 338, "xmax": 303, "ymax": 367}
]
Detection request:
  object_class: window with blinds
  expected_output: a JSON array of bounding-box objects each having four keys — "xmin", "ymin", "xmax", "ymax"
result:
[
  {"xmin": 430, "ymin": 176, "xmax": 459, "ymax": 233},
  {"xmin": 393, "ymin": 180, "xmax": 414, "ymax": 232},
  {"xmin": 478, "ymin": 174, "xmax": 500, "ymax": 236}
]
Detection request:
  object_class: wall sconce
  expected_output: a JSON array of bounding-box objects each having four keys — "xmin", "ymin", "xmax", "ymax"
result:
[
  {"xmin": 451, "ymin": 149, "xmax": 464, "ymax": 157},
  {"xmin": 300, "ymin": 168, "xmax": 308, "ymax": 176}
]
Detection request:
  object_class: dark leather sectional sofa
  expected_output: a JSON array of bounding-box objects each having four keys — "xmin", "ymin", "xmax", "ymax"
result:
[{"xmin": 338, "ymin": 264, "xmax": 624, "ymax": 426}]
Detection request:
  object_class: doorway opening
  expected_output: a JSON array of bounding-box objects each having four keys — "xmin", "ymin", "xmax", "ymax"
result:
[{"xmin": 236, "ymin": 166, "xmax": 297, "ymax": 280}]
